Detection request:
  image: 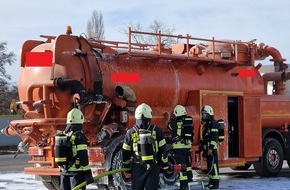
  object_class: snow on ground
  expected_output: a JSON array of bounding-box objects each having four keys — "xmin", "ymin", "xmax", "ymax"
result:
[
  {"xmin": 1, "ymin": 154, "xmax": 290, "ymax": 190},
  {"xmin": 0, "ymin": 173, "xmax": 46, "ymax": 190},
  {"xmin": 1, "ymin": 170, "xmax": 290, "ymax": 190}
]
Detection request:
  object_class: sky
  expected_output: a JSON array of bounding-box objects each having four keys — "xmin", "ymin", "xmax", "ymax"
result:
[{"xmin": 1, "ymin": 0, "xmax": 289, "ymax": 82}]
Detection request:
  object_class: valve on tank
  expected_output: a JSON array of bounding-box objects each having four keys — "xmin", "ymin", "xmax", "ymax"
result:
[{"xmin": 96, "ymin": 123, "xmax": 120, "ymax": 143}]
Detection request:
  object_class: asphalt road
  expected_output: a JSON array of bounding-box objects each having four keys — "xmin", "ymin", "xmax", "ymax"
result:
[
  {"xmin": 0, "ymin": 153, "xmax": 30, "ymax": 172},
  {"xmin": 1, "ymin": 153, "xmax": 290, "ymax": 190}
]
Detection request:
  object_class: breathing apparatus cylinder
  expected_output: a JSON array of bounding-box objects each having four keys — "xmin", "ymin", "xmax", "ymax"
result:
[
  {"xmin": 217, "ymin": 119, "xmax": 225, "ymax": 142},
  {"xmin": 138, "ymin": 129, "xmax": 155, "ymax": 164},
  {"xmin": 54, "ymin": 133, "xmax": 71, "ymax": 167}
]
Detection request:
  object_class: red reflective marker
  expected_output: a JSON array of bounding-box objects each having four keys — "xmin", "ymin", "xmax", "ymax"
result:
[
  {"xmin": 239, "ymin": 69, "xmax": 255, "ymax": 77},
  {"xmin": 26, "ymin": 52, "xmax": 53, "ymax": 67},
  {"xmin": 111, "ymin": 73, "xmax": 140, "ymax": 82}
]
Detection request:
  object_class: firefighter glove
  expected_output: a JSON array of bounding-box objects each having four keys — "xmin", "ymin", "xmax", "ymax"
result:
[
  {"xmin": 161, "ymin": 163, "xmax": 172, "ymax": 174},
  {"xmin": 75, "ymin": 157, "xmax": 80, "ymax": 169},
  {"xmin": 122, "ymin": 163, "xmax": 132, "ymax": 173},
  {"xmin": 199, "ymin": 140, "xmax": 207, "ymax": 151},
  {"xmin": 85, "ymin": 169, "xmax": 94, "ymax": 185}
]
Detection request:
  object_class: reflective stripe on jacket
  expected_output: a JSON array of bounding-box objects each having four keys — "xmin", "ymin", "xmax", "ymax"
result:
[
  {"xmin": 202, "ymin": 120, "xmax": 219, "ymax": 150},
  {"xmin": 168, "ymin": 116, "xmax": 193, "ymax": 149},
  {"xmin": 67, "ymin": 131, "xmax": 91, "ymax": 172},
  {"xmin": 122, "ymin": 124, "xmax": 168, "ymax": 168}
]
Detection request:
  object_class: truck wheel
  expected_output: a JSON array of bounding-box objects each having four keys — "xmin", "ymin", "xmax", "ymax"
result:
[
  {"xmin": 254, "ymin": 138, "xmax": 283, "ymax": 176},
  {"xmin": 111, "ymin": 149, "xmax": 178, "ymax": 189},
  {"xmin": 287, "ymin": 160, "xmax": 290, "ymax": 168},
  {"xmin": 159, "ymin": 153, "xmax": 178, "ymax": 188},
  {"xmin": 111, "ymin": 149, "xmax": 131, "ymax": 190},
  {"xmin": 41, "ymin": 176, "xmax": 60, "ymax": 190},
  {"xmin": 159, "ymin": 172, "xmax": 179, "ymax": 188},
  {"xmin": 231, "ymin": 164, "xmax": 252, "ymax": 170}
]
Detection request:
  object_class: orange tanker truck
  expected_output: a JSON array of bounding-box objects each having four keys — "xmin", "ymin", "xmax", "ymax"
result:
[{"xmin": 1, "ymin": 26, "xmax": 290, "ymax": 189}]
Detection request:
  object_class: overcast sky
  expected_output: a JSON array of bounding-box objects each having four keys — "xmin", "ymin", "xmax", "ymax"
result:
[{"xmin": 1, "ymin": 0, "xmax": 289, "ymax": 82}]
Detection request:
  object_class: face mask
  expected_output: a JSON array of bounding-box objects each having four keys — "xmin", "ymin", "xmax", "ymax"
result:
[
  {"xmin": 201, "ymin": 113, "xmax": 209, "ymax": 123},
  {"xmin": 64, "ymin": 124, "xmax": 72, "ymax": 133},
  {"xmin": 136, "ymin": 119, "xmax": 150, "ymax": 129}
]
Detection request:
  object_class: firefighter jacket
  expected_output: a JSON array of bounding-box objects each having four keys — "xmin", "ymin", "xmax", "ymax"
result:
[
  {"xmin": 201, "ymin": 119, "xmax": 219, "ymax": 151},
  {"xmin": 66, "ymin": 130, "xmax": 91, "ymax": 173},
  {"xmin": 168, "ymin": 115, "xmax": 194, "ymax": 150},
  {"xmin": 122, "ymin": 124, "xmax": 169, "ymax": 170}
]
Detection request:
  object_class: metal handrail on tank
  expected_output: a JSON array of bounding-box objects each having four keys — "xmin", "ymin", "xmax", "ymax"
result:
[
  {"xmin": 85, "ymin": 27, "xmax": 260, "ymax": 66},
  {"xmin": 89, "ymin": 39, "xmax": 154, "ymax": 51},
  {"xmin": 127, "ymin": 27, "xmax": 252, "ymax": 65}
]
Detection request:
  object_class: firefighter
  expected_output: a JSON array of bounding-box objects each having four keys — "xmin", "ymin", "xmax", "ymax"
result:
[
  {"xmin": 122, "ymin": 103, "xmax": 169, "ymax": 190},
  {"xmin": 168, "ymin": 105, "xmax": 194, "ymax": 190},
  {"xmin": 200, "ymin": 105, "xmax": 219, "ymax": 189},
  {"xmin": 56, "ymin": 108, "xmax": 94, "ymax": 190}
]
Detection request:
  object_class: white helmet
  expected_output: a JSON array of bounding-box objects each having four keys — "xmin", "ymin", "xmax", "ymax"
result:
[
  {"xmin": 135, "ymin": 103, "xmax": 152, "ymax": 119},
  {"xmin": 173, "ymin": 105, "xmax": 187, "ymax": 117},
  {"xmin": 201, "ymin": 105, "xmax": 214, "ymax": 116},
  {"xmin": 67, "ymin": 108, "xmax": 84, "ymax": 124}
]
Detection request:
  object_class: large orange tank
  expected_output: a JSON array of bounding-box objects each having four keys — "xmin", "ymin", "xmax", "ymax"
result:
[{"xmin": 1, "ymin": 27, "xmax": 290, "ymax": 189}]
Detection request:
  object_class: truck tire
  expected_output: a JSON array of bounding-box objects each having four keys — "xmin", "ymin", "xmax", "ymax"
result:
[
  {"xmin": 41, "ymin": 176, "xmax": 60, "ymax": 190},
  {"xmin": 111, "ymin": 149, "xmax": 179, "ymax": 189},
  {"xmin": 159, "ymin": 172, "xmax": 179, "ymax": 188},
  {"xmin": 111, "ymin": 149, "xmax": 131, "ymax": 190},
  {"xmin": 254, "ymin": 138, "xmax": 283, "ymax": 176},
  {"xmin": 287, "ymin": 160, "xmax": 290, "ymax": 168},
  {"xmin": 159, "ymin": 153, "xmax": 178, "ymax": 188}
]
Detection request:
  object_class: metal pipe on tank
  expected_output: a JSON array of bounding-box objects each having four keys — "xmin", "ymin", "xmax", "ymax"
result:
[
  {"xmin": 262, "ymin": 71, "xmax": 288, "ymax": 94},
  {"xmin": 0, "ymin": 118, "xmax": 66, "ymax": 136},
  {"xmin": 263, "ymin": 72, "xmax": 287, "ymax": 82},
  {"xmin": 115, "ymin": 86, "xmax": 136, "ymax": 113},
  {"xmin": 263, "ymin": 46, "xmax": 283, "ymax": 61},
  {"xmin": 261, "ymin": 45, "xmax": 288, "ymax": 95},
  {"xmin": 249, "ymin": 43, "xmax": 255, "ymax": 65},
  {"xmin": 263, "ymin": 45, "xmax": 285, "ymax": 72}
]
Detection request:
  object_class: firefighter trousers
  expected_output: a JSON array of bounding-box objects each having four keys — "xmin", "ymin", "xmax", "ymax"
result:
[
  {"xmin": 206, "ymin": 149, "xmax": 219, "ymax": 189},
  {"xmin": 131, "ymin": 162, "xmax": 160, "ymax": 190},
  {"xmin": 60, "ymin": 171, "xmax": 86, "ymax": 190},
  {"xmin": 173, "ymin": 149, "xmax": 193, "ymax": 190}
]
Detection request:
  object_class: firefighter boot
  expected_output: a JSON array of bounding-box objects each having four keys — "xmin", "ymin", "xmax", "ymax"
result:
[{"xmin": 205, "ymin": 183, "xmax": 219, "ymax": 189}]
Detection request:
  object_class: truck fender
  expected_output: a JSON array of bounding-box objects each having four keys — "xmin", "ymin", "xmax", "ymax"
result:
[
  {"xmin": 104, "ymin": 135, "xmax": 125, "ymax": 170},
  {"xmin": 262, "ymin": 128, "xmax": 285, "ymax": 148}
]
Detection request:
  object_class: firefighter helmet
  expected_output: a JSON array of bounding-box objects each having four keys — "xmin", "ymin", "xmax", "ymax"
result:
[
  {"xmin": 135, "ymin": 103, "xmax": 152, "ymax": 119},
  {"xmin": 201, "ymin": 105, "xmax": 214, "ymax": 116},
  {"xmin": 173, "ymin": 105, "xmax": 187, "ymax": 117},
  {"xmin": 67, "ymin": 108, "xmax": 84, "ymax": 124}
]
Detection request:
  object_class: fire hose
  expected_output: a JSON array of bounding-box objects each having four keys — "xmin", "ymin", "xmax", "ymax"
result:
[
  {"xmin": 72, "ymin": 168, "xmax": 130, "ymax": 190},
  {"xmin": 72, "ymin": 164, "xmax": 186, "ymax": 190}
]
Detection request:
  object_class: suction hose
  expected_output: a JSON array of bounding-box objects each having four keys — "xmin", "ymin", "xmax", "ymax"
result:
[
  {"xmin": 72, "ymin": 168, "xmax": 130, "ymax": 190},
  {"xmin": 72, "ymin": 163, "xmax": 185, "ymax": 190}
]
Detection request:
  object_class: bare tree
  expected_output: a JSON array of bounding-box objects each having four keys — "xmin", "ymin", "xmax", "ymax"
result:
[
  {"xmin": 86, "ymin": 10, "xmax": 105, "ymax": 40},
  {"xmin": 120, "ymin": 20, "xmax": 176, "ymax": 47},
  {"xmin": 0, "ymin": 42, "xmax": 15, "ymax": 81},
  {"xmin": 0, "ymin": 42, "xmax": 18, "ymax": 114}
]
